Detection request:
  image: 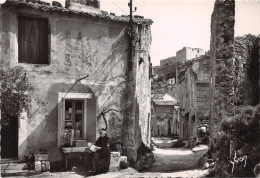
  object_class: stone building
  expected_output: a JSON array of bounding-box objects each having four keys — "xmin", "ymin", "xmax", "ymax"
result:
[
  {"xmin": 160, "ymin": 56, "xmax": 176, "ymax": 66},
  {"xmin": 209, "ymin": 0, "xmax": 259, "ymax": 161},
  {"xmin": 151, "ymin": 93, "xmax": 178, "ymax": 137},
  {"xmin": 160, "ymin": 47, "xmax": 205, "ymax": 67},
  {"xmin": 0, "ymin": 0, "xmax": 153, "ymax": 164},
  {"xmin": 176, "ymin": 47, "xmax": 205, "ymax": 62},
  {"xmin": 208, "ymin": 0, "xmax": 260, "ymax": 176},
  {"xmin": 176, "ymin": 55, "xmax": 210, "ymax": 141}
]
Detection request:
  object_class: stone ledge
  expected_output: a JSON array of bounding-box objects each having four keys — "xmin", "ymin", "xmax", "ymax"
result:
[{"xmin": 109, "ymin": 152, "xmax": 127, "ymax": 172}]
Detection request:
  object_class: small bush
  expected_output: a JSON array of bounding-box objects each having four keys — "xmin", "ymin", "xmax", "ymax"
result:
[
  {"xmin": 172, "ymin": 139, "xmax": 185, "ymax": 148},
  {"xmin": 119, "ymin": 161, "xmax": 129, "ymax": 169},
  {"xmin": 24, "ymin": 151, "xmax": 34, "ymax": 163},
  {"xmin": 216, "ymin": 104, "xmax": 260, "ymax": 177}
]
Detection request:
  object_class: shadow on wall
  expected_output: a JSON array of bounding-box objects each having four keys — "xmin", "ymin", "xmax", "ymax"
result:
[
  {"xmin": 19, "ymin": 83, "xmax": 95, "ymax": 170},
  {"xmin": 55, "ymin": 20, "xmax": 128, "ymax": 81}
]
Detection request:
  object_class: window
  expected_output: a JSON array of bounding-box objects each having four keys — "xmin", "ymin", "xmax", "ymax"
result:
[
  {"xmin": 197, "ymin": 50, "xmax": 199, "ymax": 53},
  {"xmin": 57, "ymin": 93, "xmax": 96, "ymax": 147},
  {"xmin": 64, "ymin": 100, "xmax": 84, "ymax": 139},
  {"xmin": 18, "ymin": 15, "xmax": 49, "ymax": 64}
]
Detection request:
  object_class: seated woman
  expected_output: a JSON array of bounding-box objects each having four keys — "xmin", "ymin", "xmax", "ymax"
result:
[{"xmin": 88, "ymin": 128, "xmax": 110, "ymax": 174}]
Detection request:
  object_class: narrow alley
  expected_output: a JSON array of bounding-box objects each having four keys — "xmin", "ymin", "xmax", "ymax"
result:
[{"xmin": 1, "ymin": 0, "xmax": 259, "ymax": 177}]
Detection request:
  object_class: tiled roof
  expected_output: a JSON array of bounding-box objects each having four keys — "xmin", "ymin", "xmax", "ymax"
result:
[
  {"xmin": 152, "ymin": 100, "xmax": 177, "ymax": 106},
  {"xmin": 3, "ymin": 1, "xmax": 153, "ymax": 25},
  {"xmin": 152, "ymin": 93, "xmax": 164, "ymax": 100}
]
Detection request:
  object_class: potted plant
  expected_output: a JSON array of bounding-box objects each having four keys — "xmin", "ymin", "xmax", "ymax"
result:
[
  {"xmin": 24, "ymin": 151, "xmax": 34, "ymax": 170},
  {"xmin": 62, "ymin": 129, "xmax": 75, "ymax": 147}
]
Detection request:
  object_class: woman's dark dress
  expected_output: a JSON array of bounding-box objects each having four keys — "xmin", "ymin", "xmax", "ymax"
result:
[{"xmin": 91, "ymin": 135, "xmax": 111, "ymax": 173}]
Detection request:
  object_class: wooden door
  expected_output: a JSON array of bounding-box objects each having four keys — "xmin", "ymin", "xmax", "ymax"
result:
[{"xmin": 1, "ymin": 114, "xmax": 18, "ymax": 158}]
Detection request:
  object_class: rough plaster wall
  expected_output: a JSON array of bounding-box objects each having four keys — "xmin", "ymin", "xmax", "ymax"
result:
[
  {"xmin": 2, "ymin": 8, "xmax": 129, "ymax": 158},
  {"xmin": 176, "ymin": 48, "xmax": 187, "ymax": 63},
  {"xmin": 209, "ymin": 0, "xmax": 235, "ymax": 158},
  {"xmin": 151, "ymin": 104, "xmax": 174, "ymax": 137},
  {"xmin": 122, "ymin": 24, "xmax": 152, "ymax": 162},
  {"xmin": 136, "ymin": 25, "xmax": 152, "ymax": 146},
  {"xmin": 178, "ymin": 70, "xmax": 194, "ymax": 140},
  {"xmin": 195, "ymin": 82, "xmax": 210, "ymax": 133},
  {"xmin": 177, "ymin": 57, "xmax": 210, "ymax": 140},
  {"xmin": 194, "ymin": 58, "xmax": 210, "ymax": 126},
  {"xmin": 135, "ymin": 24, "xmax": 152, "ymax": 153}
]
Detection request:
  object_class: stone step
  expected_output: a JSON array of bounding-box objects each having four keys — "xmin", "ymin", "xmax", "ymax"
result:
[
  {"xmin": 0, "ymin": 159, "xmax": 36, "ymax": 176},
  {"xmin": 1, "ymin": 162, "xmax": 27, "ymax": 170}
]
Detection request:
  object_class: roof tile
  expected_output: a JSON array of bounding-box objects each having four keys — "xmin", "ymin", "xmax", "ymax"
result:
[
  {"xmin": 4, "ymin": 1, "xmax": 153, "ymax": 25},
  {"xmin": 152, "ymin": 100, "xmax": 177, "ymax": 106}
]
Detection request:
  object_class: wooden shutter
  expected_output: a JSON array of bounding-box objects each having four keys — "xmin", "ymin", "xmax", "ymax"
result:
[
  {"xmin": 18, "ymin": 16, "xmax": 48, "ymax": 64},
  {"xmin": 86, "ymin": 97, "xmax": 96, "ymax": 142}
]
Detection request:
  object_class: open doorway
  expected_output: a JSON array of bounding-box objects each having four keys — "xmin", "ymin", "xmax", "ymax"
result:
[
  {"xmin": 1, "ymin": 114, "xmax": 18, "ymax": 158},
  {"xmin": 183, "ymin": 113, "xmax": 189, "ymax": 140},
  {"xmin": 167, "ymin": 119, "xmax": 171, "ymax": 136}
]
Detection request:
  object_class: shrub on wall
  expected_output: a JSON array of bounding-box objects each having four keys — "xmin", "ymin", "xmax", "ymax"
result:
[
  {"xmin": 215, "ymin": 104, "xmax": 260, "ymax": 177},
  {"xmin": 0, "ymin": 66, "xmax": 33, "ymax": 126}
]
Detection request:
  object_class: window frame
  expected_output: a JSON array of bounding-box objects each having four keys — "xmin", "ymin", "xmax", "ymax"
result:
[
  {"xmin": 64, "ymin": 100, "xmax": 85, "ymax": 140},
  {"xmin": 57, "ymin": 93, "xmax": 93, "ymax": 147}
]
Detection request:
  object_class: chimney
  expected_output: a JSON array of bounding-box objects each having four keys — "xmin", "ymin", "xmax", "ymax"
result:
[{"xmin": 65, "ymin": 0, "xmax": 101, "ymax": 14}]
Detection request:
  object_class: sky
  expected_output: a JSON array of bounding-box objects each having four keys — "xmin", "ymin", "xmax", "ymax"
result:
[{"xmin": 44, "ymin": 0, "xmax": 260, "ymax": 66}]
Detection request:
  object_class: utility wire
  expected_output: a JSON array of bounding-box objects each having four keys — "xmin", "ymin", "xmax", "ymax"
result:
[
  {"xmin": 28, "ymin": 75, "xmax": 89, "ymax": 116},
  {"xmin": 97, "ymin": 79, "xmax": 131, "ymax": 114},
  {"xmin": 63, "ymin": 75, "xmax": 89, "ymax": 98},
  {"xmin": 90, "ymin": 58, "xmax": 120, "ymax": 93},
  {"xmin": 93, "ymin": 58, "xmax": 126, "ymax": 94},
  {"xmin": 110, "ymin": 0, "xmax": 128, "ymax": 15}
]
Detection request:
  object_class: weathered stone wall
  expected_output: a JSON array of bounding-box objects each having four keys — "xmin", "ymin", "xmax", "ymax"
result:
[
  {"xmin": 135, "ymin": 24, "xmax": 152, "ymax": 148},
  {"xmin": 172, "ymin": 108, "xmax": 180, "ymax": 136},
  {"xmin": 160, "ymin": 56, "xmax": 176, "ymax": 66},
  {"xmin": 176, "ymin": 47, "xmax": 205, "ymax": 62},
  {"xmin": 1, "ymin": 5, "xmax": 152, "ymax": 163},
  {"xmin": 209, "ymin": 1, "xmax": 260, "ymax": 176},
  {"xmin": 234, "ymin": 35, "xmax": 260, "ymax": 106},
  {"xmin": 209, "ymin": 0, "xmax": 235, "ymax": 159},
  {"xmin": 177, "ymin": 56, "xmax": 210, "ymax": 140},
  {"xmin": 122, "ymin": 24, "xmax": 152, "ymax": 163},
  {"xmin": 195, "ymin": 82, "xmax": 210, "ymax": 124},
  {"xmin": 151, "ymin": 104, "xmax": 174, "ymax": 137},
  {"xmin": 186, "ymin": 48, "xmax": 205, "ymax": 60}
]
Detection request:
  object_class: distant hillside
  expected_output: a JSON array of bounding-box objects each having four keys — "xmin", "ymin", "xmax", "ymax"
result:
[{"xmin": 153, "ymin": 63, "xmax": 179, "ymax": 82}]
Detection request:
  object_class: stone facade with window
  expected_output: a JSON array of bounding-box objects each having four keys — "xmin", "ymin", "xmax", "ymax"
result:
[
  {"xmin": 176, "ymin": 55, "xmax": 210, "ymax": 141},
  {"xmin": 151, "ymin": 93, "xmax": 178, "ymax": 137},
  {"xmin": 0, "ymin": 0, "xmax": 152, "ymax": 165}
]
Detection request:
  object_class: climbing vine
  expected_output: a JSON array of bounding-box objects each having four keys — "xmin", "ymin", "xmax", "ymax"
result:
[{"xmin": 0, "ymin": 66, "xmax": 33, "ymax": 126}]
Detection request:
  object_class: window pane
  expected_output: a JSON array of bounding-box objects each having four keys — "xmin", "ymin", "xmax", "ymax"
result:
[
  {"xmin": 75, "ymin": 101, "xmax": 83, "ymax": 111},
  {"xmin": 75, "ymin": 114, "xmax": 82, "ymax": 138}
]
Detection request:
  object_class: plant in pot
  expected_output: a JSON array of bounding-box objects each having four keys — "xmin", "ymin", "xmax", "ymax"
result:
[
  {"xmin": 62, "ymin": 129, "xmax": 75, "ymax": 147},
  {"xmin": 24, "ymin": 151, "xmax": 34, "ymax": 170}
]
